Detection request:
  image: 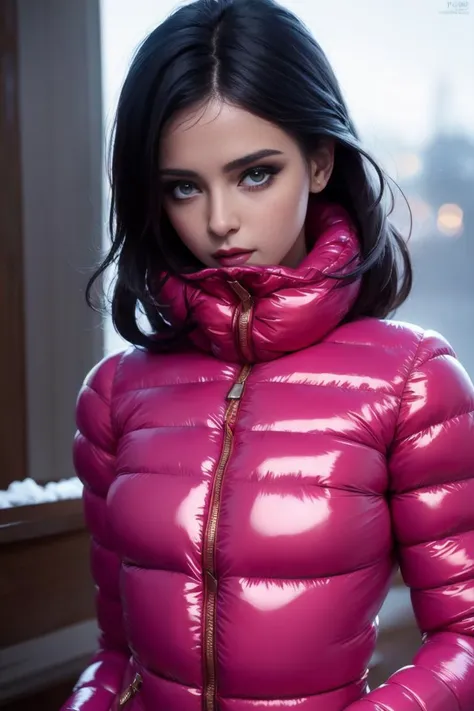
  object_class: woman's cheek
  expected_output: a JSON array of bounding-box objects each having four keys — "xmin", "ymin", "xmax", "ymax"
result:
[{"xmin": 166, "ymin": 204, "xmax": 197, "ymax": 243}]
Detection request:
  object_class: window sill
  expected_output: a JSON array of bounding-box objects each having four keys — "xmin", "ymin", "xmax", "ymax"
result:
[
  {"xmin": 0, "ymin": 498, "xmax": 84, "ymax": 545},
  {"xmin": 0, "ymin": 497, "xmax": 94, "ymax": 649},
  {"xmin": 0, "ymin": 620, "xmax": 98, "ymax": 705}
]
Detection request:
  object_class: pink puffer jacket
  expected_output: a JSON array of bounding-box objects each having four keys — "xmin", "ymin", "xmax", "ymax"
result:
[{"xmin": 63, "ymin": 202, "xmax": 474, "ymax": 711}]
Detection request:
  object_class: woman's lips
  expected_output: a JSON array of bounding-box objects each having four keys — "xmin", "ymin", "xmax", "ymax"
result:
[{"xmin": 213, "ymin": 250, "xmax": 255, "ymax": 267}]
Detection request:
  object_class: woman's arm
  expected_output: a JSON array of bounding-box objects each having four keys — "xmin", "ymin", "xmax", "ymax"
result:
[
  {"xmin": 347, "ymin": 330, "xmax": 474, "ymax": 711},
  {"xmin": 61, "ymin": 352, "xmax": 130, "ymax": 711}
]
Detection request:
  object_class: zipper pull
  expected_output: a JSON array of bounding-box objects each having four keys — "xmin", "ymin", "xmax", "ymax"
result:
[
  {"xmin": 227, "ymin": 382, "xmax": 244, "ymax": 400},
  {"xmin": 119, "ymin": 673, "xmax": 143, "ymax": 707},
  {"xmin": 228, "ymin": 280, "xmax": 252, "ymax": 309},
  {"xmin": 206, "ymin": 569, "xmax": 218, "ymax": 593}
]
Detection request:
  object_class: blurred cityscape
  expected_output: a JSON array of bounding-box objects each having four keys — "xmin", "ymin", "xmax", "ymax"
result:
[{"xmin": 377, "ymin": 82, "xmax": 474, "ymax": 374}]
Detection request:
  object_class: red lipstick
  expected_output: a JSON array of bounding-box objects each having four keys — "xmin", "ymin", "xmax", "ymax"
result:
[{"xmin": 212, "ymin": 248, "xmax": 255, "ymax": 267}]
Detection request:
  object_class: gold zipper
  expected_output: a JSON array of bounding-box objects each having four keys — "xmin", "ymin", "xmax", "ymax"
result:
[
  {"xmin": 203, "ymin": 281, "xmax": 253, "ymax": 711},
  {"xmin": 119, "ymin": 672, "xmax": 143, "ymax": 707},
  {"xmin": 229, "ymin": 281, "xmax": 254, "ymax": 362},
  {"xmin": 203, "ymin": 364, "xmax": 251, "ymax": 711}
]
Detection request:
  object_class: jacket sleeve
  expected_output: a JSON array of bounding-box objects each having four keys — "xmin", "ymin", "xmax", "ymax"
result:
[
  {"xmin": 61, "ymin": 352, "xmax": 129, "ymax": 711},
  {"xmin": 346, "ymin": 330, "xmax": 474, "ymax": 711}
]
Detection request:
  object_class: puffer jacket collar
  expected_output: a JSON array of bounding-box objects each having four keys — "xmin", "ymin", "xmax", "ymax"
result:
[{"xmin": 159, "ymin": 200, "xmax": 361, "ymax": 363}]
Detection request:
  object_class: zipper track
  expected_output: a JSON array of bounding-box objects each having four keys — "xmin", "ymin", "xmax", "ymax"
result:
[
  {"xmin": 229, "ymin": 281, "xmax": 254, "ymax": 363},
  {"xmin": 237, "ymin": 304, "xmax": 253, "ymax": 362},
  {"xmin": 203, "ymin": 282, "xmax": 253, "ymax": 711},
  {"xmin": 202, "ymin": 364, "xmax": 251, "ymax": 711}
]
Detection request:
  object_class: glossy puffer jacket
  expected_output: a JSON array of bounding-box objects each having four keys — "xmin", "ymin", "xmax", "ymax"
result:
[{"xmin": 63, "ymin": 202, "xmax": 474, "ymax": 711}]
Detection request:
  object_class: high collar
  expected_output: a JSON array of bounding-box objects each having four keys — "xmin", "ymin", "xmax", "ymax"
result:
[{"xmin": 158, "ymin": 200, "xmax": 361, "ymax": 363}]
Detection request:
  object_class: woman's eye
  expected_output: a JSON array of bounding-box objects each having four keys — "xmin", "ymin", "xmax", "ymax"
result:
[
  {"xmin": 172, "ymin": 182, "xmax": 199, "ymax": 199},
  {"xmin": 241, "ymin": 167, "xmax": 272, "ymax": 188}
]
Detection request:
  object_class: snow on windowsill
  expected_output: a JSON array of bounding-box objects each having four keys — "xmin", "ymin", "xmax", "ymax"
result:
[{"xmin": 0, "ymin": 477, "xmax": 83, "ymax": 509}]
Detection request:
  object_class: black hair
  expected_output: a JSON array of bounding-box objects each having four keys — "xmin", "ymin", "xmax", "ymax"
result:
[{"xmin": 89, "ymin": 0, "xmax": 412, "ymax": 350}]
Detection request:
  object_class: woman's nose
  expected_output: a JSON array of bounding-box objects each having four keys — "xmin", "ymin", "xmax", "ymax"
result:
[{"xmin": 207, "ymin": 193, "xmax": 240, "ymax": 239}]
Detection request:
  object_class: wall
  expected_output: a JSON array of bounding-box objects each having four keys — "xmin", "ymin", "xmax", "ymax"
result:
[{"xmin": 18, "ymin": 0, "xmax": 104, "ymax": 484}]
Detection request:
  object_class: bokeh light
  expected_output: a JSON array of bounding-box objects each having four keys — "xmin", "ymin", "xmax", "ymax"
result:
[
  {"xmin": 437, "ymin": 203, "xmax": 464, "ymax": 237},
  {"xmin": 397, "ymin": 153, "xmax": 423, "ymax": 180}
]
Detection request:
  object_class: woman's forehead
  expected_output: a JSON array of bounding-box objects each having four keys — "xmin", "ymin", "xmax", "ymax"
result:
[{"xmin": 160, "ymin": 100, "xmax": 295, "ymax": 171}]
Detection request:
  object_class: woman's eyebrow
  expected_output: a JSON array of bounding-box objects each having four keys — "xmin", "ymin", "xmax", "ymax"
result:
[
  {"xmin": 159, "ymin": 149, "xmax": 284, "ymax": 178},
  {"xmin": 222, "ymin": 148, "xmax": 284, "ymax": 172}
]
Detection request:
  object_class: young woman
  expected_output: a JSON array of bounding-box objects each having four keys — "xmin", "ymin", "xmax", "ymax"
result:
[{"xmin": 62, "ymin": 1, "xmax": 474, "ymax": 710}]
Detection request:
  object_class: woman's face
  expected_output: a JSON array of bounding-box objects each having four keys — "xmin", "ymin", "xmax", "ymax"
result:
[{"xmin": 159, "ymin": 99, "xmax": 334, "ymax": 269}]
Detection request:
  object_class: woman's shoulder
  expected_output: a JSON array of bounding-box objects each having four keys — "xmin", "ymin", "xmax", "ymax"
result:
[
  {"xmin": 330, "ymin": 318, "xmax": 473, "ymax": 440},
  {"xmin": 330, "ymin": 316, "xmax": 457, "ymax": 364},
  {"xmin": 328, "ymin": 317, "xmax": 472, "ymax": 402},
  {"xmin": 80, "ymin": 348, "xmax": 130, "ymax": 401},
  {"xmin": 82, "ymin": 344, "xmax": 199, "ymax": 401}
]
